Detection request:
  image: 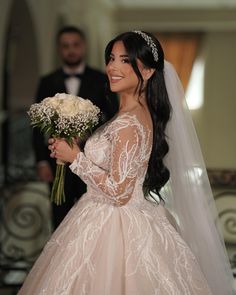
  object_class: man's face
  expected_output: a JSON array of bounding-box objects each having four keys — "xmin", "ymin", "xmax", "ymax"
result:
[{"xmin": 58, "ymin": 32, "xmax": 86, "ymax": 67}]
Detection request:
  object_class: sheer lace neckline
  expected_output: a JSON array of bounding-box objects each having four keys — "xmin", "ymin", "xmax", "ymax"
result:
[{"xmin": 110, "ymin": 111, "xmax": 153, "ymax": 133}]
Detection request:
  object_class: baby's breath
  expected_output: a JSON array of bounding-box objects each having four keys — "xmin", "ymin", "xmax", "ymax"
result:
[
  {"xmin": 28, "ymin": 93, "xmax": 100, "ymax": 141},
  {"xmin": 27, "ymin": 93, "xmax": 101, "ymax": 205}
]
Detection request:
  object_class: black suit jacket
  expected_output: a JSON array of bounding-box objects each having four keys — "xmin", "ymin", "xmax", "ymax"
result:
[{"xmin": 33, "ymin": 66, "xmax": 118, "ymax": 204}]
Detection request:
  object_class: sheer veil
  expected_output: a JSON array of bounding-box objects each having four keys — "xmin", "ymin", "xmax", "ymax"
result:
[{"xmin": 162, "ymin": 61, "xmax": 234, "ymax": 295}]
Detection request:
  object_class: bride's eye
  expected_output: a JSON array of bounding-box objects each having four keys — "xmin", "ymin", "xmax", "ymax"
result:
[
  {"xmin": 108, "ymin": 55, "xmax": 115, "ymax": 62},
  {"xmin": 122, "ymin": 58, "xmax": 130, "ymax": 64}
]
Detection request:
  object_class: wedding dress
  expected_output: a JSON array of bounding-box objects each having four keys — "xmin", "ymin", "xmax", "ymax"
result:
[{"xmin": 18, "ymin": 112, "xmax": 213, "ymax": 295}]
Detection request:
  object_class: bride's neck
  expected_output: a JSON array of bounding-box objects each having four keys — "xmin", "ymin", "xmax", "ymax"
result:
[{"xmin": 119, "ymin": 93, "xmax": 147, "ymax": 113}]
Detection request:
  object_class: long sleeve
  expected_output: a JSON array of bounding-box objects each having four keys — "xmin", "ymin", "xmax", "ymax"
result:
[{"xmin": 70, "ymin": 119, "xmax": 145, "ymax": 206}]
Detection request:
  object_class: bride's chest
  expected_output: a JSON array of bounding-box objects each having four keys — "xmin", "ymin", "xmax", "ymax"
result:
[{"xmin": 84, "ymin": 127, "xmax": 111, "ymax": 169}]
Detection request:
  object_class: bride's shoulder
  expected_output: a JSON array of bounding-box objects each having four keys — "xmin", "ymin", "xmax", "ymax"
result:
[
  {"xmin": 111, "ymin": 112, "xmax": 140, "ymax": 125},
  {"xmin": 107, "ymin": 112, "xmax": 145, "ymax": 135}
]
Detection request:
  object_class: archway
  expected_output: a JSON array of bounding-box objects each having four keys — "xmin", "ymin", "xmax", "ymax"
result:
[{"xmin": 2, "ymin": 0, "xmax": 39, "ymax": 182}]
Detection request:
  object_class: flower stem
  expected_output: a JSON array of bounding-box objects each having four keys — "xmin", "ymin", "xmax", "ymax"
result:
[{"xmin": 51, "ymin": 164, "xmax": 66, "ymax": 205}]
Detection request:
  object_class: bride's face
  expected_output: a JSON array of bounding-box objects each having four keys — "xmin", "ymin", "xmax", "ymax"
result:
[{"xmin": 106, "ymin": 41, "xmax": 143, "ymax": 95}]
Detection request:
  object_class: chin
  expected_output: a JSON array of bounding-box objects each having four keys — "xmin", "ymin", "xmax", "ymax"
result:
[
  {"xmin": 64, "ymin": 60, "xmax": 82, "ymax": 67},
  {"xmin": 109, "ymin": 82, "xmax": 124, "ymax": 92},
  {"xmin": 110, "ymin": 86, "xmax": 121, "ymax": 93}
]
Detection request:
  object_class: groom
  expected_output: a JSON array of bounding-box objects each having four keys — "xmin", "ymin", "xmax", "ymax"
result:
[{"xmin": 33, "ymin": 26, "xmax": 118, "ymax": 228}]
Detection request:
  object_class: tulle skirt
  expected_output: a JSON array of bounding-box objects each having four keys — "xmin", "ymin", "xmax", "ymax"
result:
[{"xmin": 18, "ymin": 193, "xmax": 212, "ymax": 295}]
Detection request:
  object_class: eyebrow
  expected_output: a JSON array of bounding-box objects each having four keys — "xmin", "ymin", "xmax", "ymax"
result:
[{"xmin": 110, "ymin": 53, "xmax": 129, "ymax": 58}]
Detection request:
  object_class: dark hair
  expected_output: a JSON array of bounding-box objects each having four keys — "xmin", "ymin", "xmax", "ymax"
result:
[
  {"xmin": 56, "ymin": 26, "xmax": 86, "ymax": 43},
  {"xmin": 105, "ymin": 31, "xmax": 172, "ymax": 200}
]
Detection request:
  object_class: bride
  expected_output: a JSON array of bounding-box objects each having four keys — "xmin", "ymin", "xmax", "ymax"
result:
[{"xmin": 18, "ymin": 31, "xmax": 234, "ymax": 294}]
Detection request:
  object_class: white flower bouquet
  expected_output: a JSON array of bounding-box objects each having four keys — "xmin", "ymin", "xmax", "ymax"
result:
[{"xmin": 28, "ymin": 93, "xmax": 100, "ymax": 205}]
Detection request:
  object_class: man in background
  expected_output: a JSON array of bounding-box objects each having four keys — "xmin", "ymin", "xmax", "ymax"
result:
[{"xmin": 33, "ymin": 26, "xmax": 118, "ymax": 228}]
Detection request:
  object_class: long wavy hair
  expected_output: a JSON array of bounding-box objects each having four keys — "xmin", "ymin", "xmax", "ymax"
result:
[{"xmin": 105, "ymin": 31, "xmax": 172, "ymax": 200}]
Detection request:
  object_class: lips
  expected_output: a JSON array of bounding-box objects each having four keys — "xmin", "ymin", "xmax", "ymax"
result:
[{"xmin": 109, "ymin": 75, "xmax": 123, "ymax": 83}]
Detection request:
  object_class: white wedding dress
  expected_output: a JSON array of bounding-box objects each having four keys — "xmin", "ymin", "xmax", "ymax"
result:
[{"xmin": 18, "ymin": 113, "xmax": 212, "ymax": 295}]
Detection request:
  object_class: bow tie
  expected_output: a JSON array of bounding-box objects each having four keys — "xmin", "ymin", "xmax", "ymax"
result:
[{"xmin": 63, "ymin": 72, "xmax": 84, "ymax": 79}]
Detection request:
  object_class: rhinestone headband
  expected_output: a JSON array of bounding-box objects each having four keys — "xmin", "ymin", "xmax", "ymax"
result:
[
  {"xmin": 133, "ymin": 31, "xmax": 158, "ymax": 62},
  {"xmin": 133, "ymin": 30, "xmax": 159, "ymax": 62}
]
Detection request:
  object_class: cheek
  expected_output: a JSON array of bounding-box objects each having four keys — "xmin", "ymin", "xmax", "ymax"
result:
[
  {"xmin": 129, "ymin": 72, "xmax": 139, "ymax": 84},
  {"xmin": 106, "ymin": 61, "xmax": 113, "ymax": 72},
  {"xmin": 75, "ymin": 45, "xmax": 84, "ymax": 54},
  {"xmin": 125, "ymin": 66, "xmax": 138, "ymax": 79},
  {"xmin": 61, "ymin": 48, "xmax": 70, "ymax": 56},
  {"xmin": 105, "ymin": 65, "xmax": 109, "ymax": 74}
]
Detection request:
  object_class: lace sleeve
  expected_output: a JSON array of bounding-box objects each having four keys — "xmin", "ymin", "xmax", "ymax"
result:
[{"xmin": 69, "ymin": 117, "xmax": 143, "ymax": 206}]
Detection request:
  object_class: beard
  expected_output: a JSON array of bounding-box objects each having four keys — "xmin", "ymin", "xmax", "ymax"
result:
[{"xmin": 62, "ymin": 56, "xmax": 83, "ymax": 67}]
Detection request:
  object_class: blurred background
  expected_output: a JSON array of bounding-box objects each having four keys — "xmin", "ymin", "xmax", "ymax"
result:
[{"xmin": 0, "ymin": 0, "xmax": 236, "ymax": 293}]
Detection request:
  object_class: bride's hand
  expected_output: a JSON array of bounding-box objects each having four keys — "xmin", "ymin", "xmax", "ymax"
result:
[{"xmin": 48, "ymin": 138, "xmax": 80, "ymax": 163}]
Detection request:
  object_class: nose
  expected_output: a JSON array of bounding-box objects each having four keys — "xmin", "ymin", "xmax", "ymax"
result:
[{"xmin": 107, "ymin": 60, "xmax": 118, "ymax": 72}]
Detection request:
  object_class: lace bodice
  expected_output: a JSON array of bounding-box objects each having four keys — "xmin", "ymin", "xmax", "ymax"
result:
[{"xmin": 70, "ymin": 113, "xmax": 152, "ymax": 206}]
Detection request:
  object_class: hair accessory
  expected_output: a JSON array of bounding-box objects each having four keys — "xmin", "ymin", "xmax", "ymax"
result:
[{"xmin": 133, "ymin": 30, "xmax": 159, "ymax": 62}]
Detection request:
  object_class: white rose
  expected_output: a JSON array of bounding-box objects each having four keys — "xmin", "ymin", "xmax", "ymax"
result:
[
  {"xmin": 78, "ymin": 99, "xmax": 93, "ymax": 112},
  {"xmin": 43, "ymin": 96, "xmax": 61, "ymax": 108},
  {"xmin": 43, "ymin": 93, "xmax": 98, "ymax": 116},
  {"xmin": 58, "ymin": 99, "xmax": 78, "ymax": 116}
]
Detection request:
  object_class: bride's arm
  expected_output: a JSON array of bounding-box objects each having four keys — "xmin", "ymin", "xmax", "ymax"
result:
[{"xmin": 70, "ymin": 123, "xmax": 143, "ymax": 206}]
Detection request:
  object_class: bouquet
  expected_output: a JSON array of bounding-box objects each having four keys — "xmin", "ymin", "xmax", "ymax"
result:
[{"xmin": 28, "ymin": 93, "xmax": 100, "ymax": 205}]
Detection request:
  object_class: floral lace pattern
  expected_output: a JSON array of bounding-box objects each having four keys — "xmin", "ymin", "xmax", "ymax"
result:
[
  {"xmin": 71, "ymin": 113, "xmax": 151, "ymax": 206},
  {"xmin": 18, "ymin": 113, "xmax": 212, "ymax": 295}
]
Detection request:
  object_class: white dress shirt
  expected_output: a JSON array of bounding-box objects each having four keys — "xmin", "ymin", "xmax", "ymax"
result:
[{"xmin": 63, "ymin": 62, "xmax": 86, "ymax": 95}]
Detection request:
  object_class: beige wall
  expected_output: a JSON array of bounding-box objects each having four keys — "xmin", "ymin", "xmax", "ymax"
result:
[{"xmin": 192, "ymin": 32, "xmax": 236, "ymax": 169}]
